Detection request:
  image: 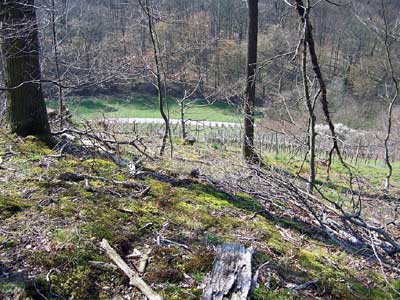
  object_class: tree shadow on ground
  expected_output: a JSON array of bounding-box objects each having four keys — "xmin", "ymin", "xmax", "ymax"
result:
[{"xmin": 139, "ymin": 169, "xmax": 376, "ymax": 258}]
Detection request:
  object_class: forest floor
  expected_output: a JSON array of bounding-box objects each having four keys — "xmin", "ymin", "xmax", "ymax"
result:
[{"xmin": 0, "ymin": 131, "xmax": 399, "ymax": 300}]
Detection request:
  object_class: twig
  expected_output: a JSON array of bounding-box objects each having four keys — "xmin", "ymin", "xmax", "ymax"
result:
[
  {"xmin": 100, "ymin": 239, "xmax": 163, "ymax": 300},
  {"xmin": 289, "ymin": 280, "xmax": 318, "ymax": 290}
]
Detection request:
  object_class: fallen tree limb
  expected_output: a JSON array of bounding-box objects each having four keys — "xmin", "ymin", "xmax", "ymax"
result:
[
  {"xmin": 58, "ymin": 172, "xmax": 149, "ymax": 193},
  {"xmin": 100, "ymin": 239, "xmax": 163, "ymax": 300},
  {"xmin": 225, "ymin": 164, "xmax": 400, "ymax": 258},
  {"xmin": 289, "ymin": 280, "xmax": 318, "ymax": 291},
  {"xmin": 53, "ymin": 124, "xmax": 152, "ymax": 160}
]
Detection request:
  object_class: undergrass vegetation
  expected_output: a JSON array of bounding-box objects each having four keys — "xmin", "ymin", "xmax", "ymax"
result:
[
  {"xmin": 264, "ymin": 150, "xmax": 400, "ymax": 195},
  {"xmin": 0, "ymin": 135, "xmax": 398, "ymax": 300}
]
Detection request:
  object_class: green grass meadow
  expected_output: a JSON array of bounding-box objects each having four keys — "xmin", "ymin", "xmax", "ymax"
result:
[{"xmin": 47, "ymin": 93, "xmax": 242, "ymax": 122}]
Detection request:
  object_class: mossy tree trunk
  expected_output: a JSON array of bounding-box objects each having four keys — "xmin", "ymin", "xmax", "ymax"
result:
[{"xmin": 0, "ymin": 0, "xmax": 52, "ymax": 143}]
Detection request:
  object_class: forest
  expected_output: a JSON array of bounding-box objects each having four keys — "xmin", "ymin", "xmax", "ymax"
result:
[{"xmin": 0, "ymin": 0, "xmax": 399, "ymax": 299}]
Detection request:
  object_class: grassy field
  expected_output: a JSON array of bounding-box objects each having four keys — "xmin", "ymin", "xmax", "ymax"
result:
[
  {"xmin": 263, "ymin": 151, "xmax": 400, "ymax": 189},
  {"xmin": 47, "ymin": 93, "xmax": 242, "ymax": 122}
]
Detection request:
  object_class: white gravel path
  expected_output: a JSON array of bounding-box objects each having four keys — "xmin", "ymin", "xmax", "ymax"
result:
[{"xmin": 103, "ymin": 117, "xmax": 241, "ymax": 127}]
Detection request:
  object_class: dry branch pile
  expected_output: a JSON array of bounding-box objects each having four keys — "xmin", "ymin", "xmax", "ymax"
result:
[{"xmin": 219, "ymin": 165, "xmax": 400, "ymax": 269}]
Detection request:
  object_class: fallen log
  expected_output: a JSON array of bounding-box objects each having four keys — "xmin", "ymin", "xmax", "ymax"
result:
[
  {"xmin": 202, "ymin": 244, "xmax": 254, "ymax": 300},
  {"xmin": 100, "ymin": 239, "xmax": 163, "ymax": 300}
]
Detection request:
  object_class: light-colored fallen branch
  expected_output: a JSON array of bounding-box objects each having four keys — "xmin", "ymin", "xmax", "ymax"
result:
[
  {"xmin": 139, "ymin": 222, "xmax": 154, "ymax": 231},
  {"xmin": 116, "ymin": 207, "xmax": 135, "ymax": 214},
  {"xmin": 157, "ymin": 236, "xmax": 191, "ymax": 252},
  {"xmin": 127, "ymin": 248, "xmax": 152, "ymax": 274},
  {"xmin": 251, "ymin": 261, "xmax": 270, "ymax": 292},
  {"xmin": 100, "ymin": 239, "xmax": 163, "ymax": 300},
  {"xmin": 138, "ymin": 248, "xmax": 152, "ymax": 274},
  {"xmin": 289, "ymin": 280, "xmax": 318, "ymax": 291}
]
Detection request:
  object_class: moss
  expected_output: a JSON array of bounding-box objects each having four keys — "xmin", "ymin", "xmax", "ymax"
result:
[
  {"xmin": 30, "ymin": 246, "xmax": 100, "ymax": 270},
  {"xmin": 264, "ymin": 289, "xmax": 296, "ymax": 300},
  {"xmin": 184, "ymin": 247, "xmax": 214, "ymax": 274},
  {"xmin": 82, "ymin": 158, "xmax": 118, "ymax": 175},
  {"xmin": 298, "ymin": 249, "xmax": 327, "ymax": 271},
  {"xmin": 189, "ymin": 184, "xmax": 262, "ymax": 212},
  {"xmin": 51, "ymin": 265, "xmax": 107, "ymax": 300},
  {"xmin": 0, "ymin": 238, "xmax": 17, "ymax": 249},
  {"xmin": 252, "ymin": 287, "xmax": 270, "ymax": 300},
  {"xmin": 295, "ymin": 248, "xmax": 398, "ymax": 300},
  {"xmin": 81, "ymin": 213, "xmax": 126, "ymax": 241},
  {"xmin": 0, "ymin": 281, "xmax": 26, "ymax": 298},
  {"xmin": 173, "ymin": 200, "xmax": 216, "ymax": 230},
  {"xmin": 17, "ymin": 136, "xmax": 53, "ymax": 156},
  {"xmin": 201, "ymin": 232, "xmax": 223, "ymax": 245},
  {"xmin": 146, "ymin": 247, "xmax": 185, "ymax": 284},
  {"xmin": 129, "ymin": 200, "xmax": 162, "ymax": 228},
  {"xmin": 162, "ymin": 284, "xmax": 202, "ymax": 300},
  {"xmin": 253, "ymin": 217, "xmax": 288, "ymax": 254},
  {"xmin": 0, "ymin": 195, "xmax": 30, "ymax": 218},
  {"xmin": 147, "ymin": 179, "xmax": 170, "ymax": 196},
  {"xmin": 194, "ymin": 191, "xmax": 232, "ymax": 209},
  {"xmin": 350, "ymin": 282, "xmax": 395, "ymax": 300},
  {"xmin": 44, "ymin": 196, "xmax": 78, "ymax": 218},
  {"xmin": 1, "ymin": 132, "xmax": 398, "ymax": 300}
]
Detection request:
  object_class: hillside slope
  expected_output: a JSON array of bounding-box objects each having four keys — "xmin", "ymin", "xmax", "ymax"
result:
[{"xmin": 0, "ymin": 133, "xmax": 399, "ymax": 300}]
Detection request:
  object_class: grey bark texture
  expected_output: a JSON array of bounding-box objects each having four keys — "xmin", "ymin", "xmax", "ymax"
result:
[
  {"xmin": 202, "ymin": 244, "xmax": 254, "ymax": 300},
  {"xmin": 243, "ymin": 0, "xmax": 258, "ymax": 162},
  {"xmin": 0, "ymin": 0, "xmax": 52, "ymax": 144}
]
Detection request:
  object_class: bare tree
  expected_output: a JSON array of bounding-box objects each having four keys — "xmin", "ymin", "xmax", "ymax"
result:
[
  {"xmin": 50, "ymin": 0, "xmax": 64, "ymax": 128},
  {"xmin": 138, "ymin": 0, "xmax": 171, "ymax": 157},
  {"xmin": 352, "ymin": 0, "xmax": 399, "ymax": 192},
  {"xmin": 300, "ymin": 22, "xmax": 318, "ymax": 193},
  {"xmin": 293, "ymin": 0, "xmax": 350, "ymax": 181},
  {"xmin": 378, "ymin": 1, "xmax": 399, "ymax": 193}
]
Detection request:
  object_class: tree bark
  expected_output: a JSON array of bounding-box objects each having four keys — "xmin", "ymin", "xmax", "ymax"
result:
[
  {"xmin": 179, "ymin": 100, "xmax": 187, "ymax": 139},
  {"xmin": 50, "ymin": 0, "xmax": 64, "ymax": 128},
  {"xmin": 301, "ymin": 26, "xmax": 316, "ymax": 194},
  {"xmin": 202, "ymin": 244, "xmax": 253, "ymax": 300},
  {"xmin": 0, "ymin": 0, "xmax": 53, "ymax": 144},
  {"xmin": 139, "ymin": 0, "xmax": 171, "ymax": 157},
  {"xmin": 380, "ymin": 0, "xmax": 398, "ymax": 193},
  {"xmin": 295, "ymin": 0, "xmax": 349, "ymax": 180},
  {"xmin": 243, "ymin": 0, "xmax": 258, "ymax": 162}
]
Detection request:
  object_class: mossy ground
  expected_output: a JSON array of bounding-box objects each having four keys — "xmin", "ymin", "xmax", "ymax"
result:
[{"xmin": 0, "ymin": 133, "xmax": 398, "ymax": 299}]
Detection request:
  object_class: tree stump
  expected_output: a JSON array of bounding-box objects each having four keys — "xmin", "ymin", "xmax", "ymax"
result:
[{"xmin": 202, "ymin": 244, "xmax": 254, "ymax": 300}]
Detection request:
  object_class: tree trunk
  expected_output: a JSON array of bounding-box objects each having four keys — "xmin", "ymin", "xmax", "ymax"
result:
[
  {"xmin": 179, "ymin": 100, "xmax": 186, "ymax": 139},
  {"xmin": 0, "ymin": 0, "xmax": 52, "ymax": 144},
  {"xmin": 202, "ymin": 244, "xmax": 253, "ymax": 300},
  {"xmin": 140, "ymin": 0, "xmax": 171, "ymax": 157},
  {"xmin": 295, "ymin": 0, "xmax": 348, "ymax": 179},
  {"xmin": 243, "ymin": 0, "xmax": 258, "ymax": 162},
  {"xmin": 50, "ymin": 0, "xmax": 64, "ymax": 128},
  {"xmin": 301, "ymin": 28, "xmax": 316, "ymax": 193}
]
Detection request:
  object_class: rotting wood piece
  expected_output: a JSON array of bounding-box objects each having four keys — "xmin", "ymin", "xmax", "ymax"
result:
[{"xmin": 202, "ymin": 244, "xmax": 254, "ymax": 300}]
